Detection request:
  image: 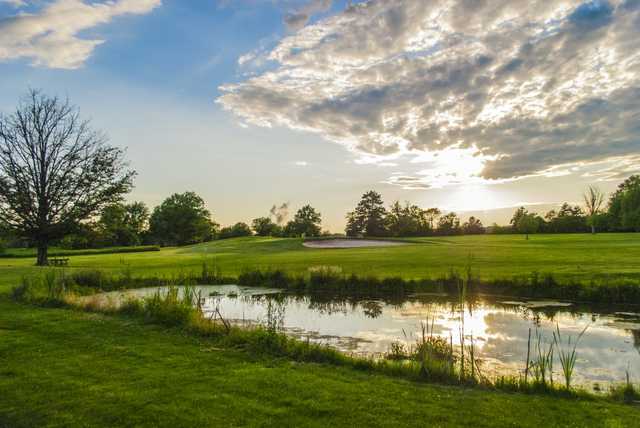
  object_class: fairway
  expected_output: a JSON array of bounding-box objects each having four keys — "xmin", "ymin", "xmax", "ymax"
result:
[{"xmin": 1, "ymin": 233, "xmax": 639, "ymax": 294}]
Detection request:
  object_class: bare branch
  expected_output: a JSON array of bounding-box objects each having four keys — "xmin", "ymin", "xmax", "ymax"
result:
[{"xmin": 0, "ymin": 89, "xmax": 135, "ymax": 265}]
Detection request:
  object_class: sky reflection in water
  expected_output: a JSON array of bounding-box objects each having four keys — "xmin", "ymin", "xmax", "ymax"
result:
[{"xmin": 99, "ymin": 285, "xmax": 640, "ymax": 389}]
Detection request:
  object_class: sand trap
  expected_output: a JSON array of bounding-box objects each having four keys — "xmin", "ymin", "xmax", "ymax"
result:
[{"xmin": 303, "ymin": 239, "xmax": 407, "ymax": 249}]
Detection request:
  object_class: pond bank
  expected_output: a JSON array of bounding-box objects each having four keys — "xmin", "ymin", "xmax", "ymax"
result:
[{"xmin": 3, "ymin": 296, "xmax": 638, "ymax": 427}]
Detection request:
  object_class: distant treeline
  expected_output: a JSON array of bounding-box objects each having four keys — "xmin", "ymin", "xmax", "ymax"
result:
[
  {"xmin": 0, "ymin": 192, "xmax": 325, "ymax": 249},
  {"xmin": 1, "ymin": 175, "xmax": 638, "ymax": 251},
  {"xmin": 345, "ymin": 175, "xmax": 639, "ymax": 238}
]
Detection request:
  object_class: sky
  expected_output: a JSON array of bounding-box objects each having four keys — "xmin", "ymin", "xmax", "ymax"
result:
[{"xmin": 0, "ymin": 0, "xmax": 639, "ymax": 232}]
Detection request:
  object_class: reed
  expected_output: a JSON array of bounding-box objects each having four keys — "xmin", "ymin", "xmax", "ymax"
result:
[{"xmin": 553, "ymin": 323, "xmax": 588, "ymax": 389}]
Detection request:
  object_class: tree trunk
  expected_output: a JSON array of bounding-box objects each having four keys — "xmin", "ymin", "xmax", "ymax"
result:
[
  {"xmin": 36, "ymin": 241, "xmax": 49, "ymax": 266},
  {"xmin": 525, "ymin": 233, "xmax": 529, "ymax": 240},
  {"xmin": 591, "ymin": 224, "xmax": 596, "ymax": 234}
]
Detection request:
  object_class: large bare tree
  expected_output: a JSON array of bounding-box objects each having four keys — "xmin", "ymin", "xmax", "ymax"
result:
[
  {"xmin": 583, "ymin": 185, "xmax": 605, "ymax": 234},
  {"xmin": 0, "ymin": 90, "xmax": 135, "ymax": 265}
]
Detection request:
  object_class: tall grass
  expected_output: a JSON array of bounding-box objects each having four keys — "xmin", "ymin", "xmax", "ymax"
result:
[
  {"xmin": 553, "ymin": 324, "xmax": 588, "ymax": 389},
  {"xmin": 11, "ymin": 262, "xmax": 640, "ymax": 303}
]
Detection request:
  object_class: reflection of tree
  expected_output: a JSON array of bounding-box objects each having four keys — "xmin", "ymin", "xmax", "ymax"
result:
[
  {"xmin": 633, "ymin": 329, "xmax": 640, "ymax": 354},
  {"xmin": 361, "ymin": 301, "xmax": 383, "ymax": 319}
]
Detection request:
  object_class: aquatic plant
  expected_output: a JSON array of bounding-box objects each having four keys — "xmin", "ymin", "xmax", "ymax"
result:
[
  {"xmin": 530, "ymin": 329, "xmax": 554, "ymax": 386},
  {"xmin": 553, "ymin": 323, "xmax": 588, "ymax": 389}
]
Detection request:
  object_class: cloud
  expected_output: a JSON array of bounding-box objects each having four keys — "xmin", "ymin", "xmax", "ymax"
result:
[
  {"xmin": 294, "ymin": 160, "xmax": 309, "ymax": 166},
  {"xmin": 0, "ymin": 0, "xmax": 161, "ymax": 69},
  {"xmin": 283, "ymin": 0, "xmax": 332, "ymax": 31},
  {"xmin": 218, "ymin": 0, "xmax": 640, "ymax": 186}
]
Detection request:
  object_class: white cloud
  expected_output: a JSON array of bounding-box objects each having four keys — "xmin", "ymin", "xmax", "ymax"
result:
[
  {"xmin": 294, "ymin": 160, "xmax": 309, "ymax": 166},
  {"xmin": 0, "ymin": 0, "xmax": 161, "ymax": 69},
  {"xmin": 218, "ymin": 0, "xmax": 640, "ymax": 187}
]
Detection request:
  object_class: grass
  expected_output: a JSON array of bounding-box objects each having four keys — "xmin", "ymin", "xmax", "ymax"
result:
[
  {"xmin": 1, "ymin": 233, "xmax": 639, "ymax": 296},
  {"xmin": 1, "ymin": 296, "xmax": 639, "ymax": 427},
  {"xmin": 0, "ymin": 245, "xmax": 160, "ymax": 258},
  {"xmin": 1, "ymin": 234, "xmax": 639, "ymax": 426}
]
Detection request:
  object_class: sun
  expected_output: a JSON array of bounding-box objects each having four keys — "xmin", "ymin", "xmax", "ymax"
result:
[{"xmin": 444, "ymin": 185, "xmax": 499, "ymax": 212}]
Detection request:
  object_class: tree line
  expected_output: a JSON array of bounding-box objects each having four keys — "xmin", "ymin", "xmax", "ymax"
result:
[
  {"xmin": 0, "ymin": 191, "xmax": 325, "ymax": 250},
  {"xmin": 344, "ymin": 180, "xmax": 640, "ymax": 239}
]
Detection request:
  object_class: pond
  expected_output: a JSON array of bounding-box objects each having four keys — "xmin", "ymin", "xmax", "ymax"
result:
[{"xmin": 92, "ymin": 285, "xmax": 640, "ymax": 390}]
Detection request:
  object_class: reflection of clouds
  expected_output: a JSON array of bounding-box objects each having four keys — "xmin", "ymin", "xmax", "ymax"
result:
[{"xmin": 92, "ymin": 285, "xmax": 640, "ymax": 386}]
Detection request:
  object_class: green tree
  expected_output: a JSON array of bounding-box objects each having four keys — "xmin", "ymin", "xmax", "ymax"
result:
[
  {"xmin": 219, "ymin": 222, "xmax": 253, "ymax": 239},
  {"xmin": 149, "ymin": 192, "xmax": 217, "ymax": 246},
  {"xmin": 286, "ymin": 205, "xmax": 322, "ymax": 237},
  {"xmin": 386, "ymin": 201, "xmax": 431, "ymax": 237},
  {"xmin": 59, "ymin": 222, "xmax": 102, "ymax": 249},
  {"xmin": 424, "ymin": 208, "xmax": 441, "ymax": 230},
  {"xmin": 251, "ymin": 217, "xmax": 279, "ymax": 236},
  {"xmin": 544, "ymin": 203, "xmax": 586, "ymax": 233},
  {"xmin": 511, "ymin": 207, "xmax": 539, "ymax": 240},
  {"xmin": 462, "ymin": 216, "xmax": 485, "ymax": 235},
  {"xmin": 345, "ymin": 191, "xmax": 387, "ymax": 237},
  {"xmin": 437, "ymin": 212, "xmax": 460, "ymax": 236},
  {"xmin": 0, "ymin": 90, "xmax": 135, "ymax": 265},
  {"xmin": 99, "ymin": 202, "xmax": 149, "ymax": 246},
  {"xmin": 608, "ymin": 175, "xmax": 640, "ymax": 232}
]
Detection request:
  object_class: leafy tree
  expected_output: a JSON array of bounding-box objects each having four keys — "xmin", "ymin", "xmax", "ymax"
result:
[
  {"xmin": 437, "ymin": 212, "xmax": 460, "ymax": 236},
  {"xmin": 286, "ymin": 205, "xmax": 322, "ymax": 237},
  {"xmin": 406, "ymin": 204, "xmax": 431, "ymax": 236},
  {"xmin": 424, "ymin": 208, "xmax": 441, "ymax": 230},
  {"xmin": 511, "ymin": 207, "xmax": 539, "ymax": 239},
  {"xmin": 0, "ymin": 90, "xmax": 135, "ymax": 265},
  {"xmin": 59, "ymin": 222, "xmax": 102, "ymax": 249},
  {"xmin": 386, "ymin": 201, "xmax": 431, "ymax": 237},
  {"xmin": 386, "ymin": 201, "xmax": 415, "ymax": 237},
  {"xmin": 583, "ymin": 186, "xmax": 605, "ymax": 234},
  {"xmin": 149, "ymin": 192, "xmax": 217, "ymax": 246},
  {"xmin": 251, "ymin": 217, "xmax": 279, "ymax": 236},
  {"xmin": 544, "ymin": 203, "xmax": 586, "ymax": 233},
  {"xmin": 608, "ymin": 175, "xmax": 640, "ymax": 232},
  {"xmin": 219, "ymin": 222, "xmax": 253, "ymax": 239},
  {"xmin": 99, "ymin": 201, "xmax": 149, "ymax": 246},
  {"xmin": 462, "ymin": 216, "xmax": 485, "ymax": 235},
  {"xmin": 346, "ymin": 191, "xmax": 387, "ymax": 237},
  {"xmin": 518, "ymin": 214, "xmax": 539, "ymax": 240}
]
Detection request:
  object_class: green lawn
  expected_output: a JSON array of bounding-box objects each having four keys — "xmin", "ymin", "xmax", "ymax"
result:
[
  {"xmin": 2, "ymin": 235, "xmax": 640, "ymax": 426},
  {"xmin": 1, "ymin": 234, "xmax": 639, "ymax": 294},
  {"xmin": 1, "ymin": 296, "xmax": 638, "ymax": 427}
]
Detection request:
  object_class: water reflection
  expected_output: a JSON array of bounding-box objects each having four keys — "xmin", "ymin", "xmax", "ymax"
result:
[{"xmin": 94, "ymin": 285, "xmax": 640, "ymax": 389}]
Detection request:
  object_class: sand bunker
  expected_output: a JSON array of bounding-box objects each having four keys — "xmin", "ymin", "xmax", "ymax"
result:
[{"xmin": 303, "ymin": 239, "xmax": 407, "ymax": 249}]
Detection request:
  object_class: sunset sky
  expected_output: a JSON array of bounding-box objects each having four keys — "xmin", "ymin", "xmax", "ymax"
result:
[{"xmin": 1, "ymin": 0, "xmax": 639, "ymax": 231}]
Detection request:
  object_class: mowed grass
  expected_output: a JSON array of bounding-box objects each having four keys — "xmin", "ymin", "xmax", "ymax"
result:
[
  {"xmin": 1, "ymin": 233, "xmax": 639, "ymax": 294},
  {"xmin": 1, "ymin": 297, "xmax": 638, "ymax": 428}
]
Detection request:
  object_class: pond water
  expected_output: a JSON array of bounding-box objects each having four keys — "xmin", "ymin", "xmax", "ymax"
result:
[{"xmin": 92, "ymin": 285, "xmax": 640, "ymax": 390}]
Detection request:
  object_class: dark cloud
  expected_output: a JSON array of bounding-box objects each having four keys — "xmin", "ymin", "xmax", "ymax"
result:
[{"xmin": 283, "ymin": 0, "xmax": 332, "ymax": 31}]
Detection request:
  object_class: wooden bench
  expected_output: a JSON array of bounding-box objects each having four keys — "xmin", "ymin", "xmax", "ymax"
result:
[{"xmin": 49, "ymin": 257, "xmax": 69, "ymax": 267}]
